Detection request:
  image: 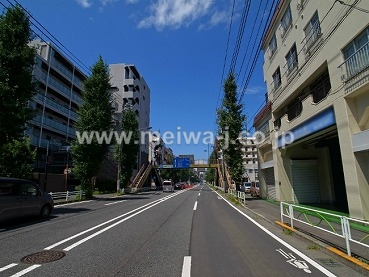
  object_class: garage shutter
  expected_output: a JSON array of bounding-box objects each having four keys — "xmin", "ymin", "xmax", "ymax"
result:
[
  {"xmin": 264, "ymin": 167, "xmax": 276, "ymax": 200},
  {"xmin": 290, "ymin": 160, "xmax": 320, "ymax": 204}
]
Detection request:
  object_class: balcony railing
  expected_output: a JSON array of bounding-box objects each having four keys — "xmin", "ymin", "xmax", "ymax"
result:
[{"xmin": 339, "ymin": 41, "xmax": 369, "ymax": 81}]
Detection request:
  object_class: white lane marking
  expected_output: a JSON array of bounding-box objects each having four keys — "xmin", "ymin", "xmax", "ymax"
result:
[
  {"xmin": 198, "ymin": 192, "xmax": 201, "ymax": 196},
  {"xmin": 181, "ymin": 256, "xmax": 191, "ymax": 277},
  {"xmin": 213, "ymin": 190, "xmax": 336, "ymax": 277},
  {"xmin": 0, "ymin": 263, "xmax": 17, "ymax": 272},
  {"xmin": 276, "ymin": 249, "xmax": 312, "ymax": 273},
  {"xmin": 45, "ymin": 191, "xmax": 185, "ymax": 250},
  {"xmin": 193, "ymin": 201, "xmax": 198, "ymax": 211},
  {"xmin": 105, "ymin": 200, "xmax": 126, "ymax": 206},
  {"xmin": 63, "ymin": 191, "xmax": 183, "ymax": 251},
  {"xmin": 56, "ymin": 200, "xmax": 92, "ymax": 207},
  {"xmin": 9, "ymin": 265, "xmax": 41, "ymax": 277}
]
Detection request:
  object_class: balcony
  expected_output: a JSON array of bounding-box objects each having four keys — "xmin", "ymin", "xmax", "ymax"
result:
[{"xmin": 339, "ymin": 41, "xmax": 369, "ymax": 92}]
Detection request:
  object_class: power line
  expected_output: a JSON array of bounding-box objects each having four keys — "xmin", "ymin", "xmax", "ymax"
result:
[
  {"xmin": 248, "ymin": 0, "xmax": 359, "ymax": 133},
  {"xmin": 214, "ymin": 0, "xmax": 237, "ymax": 134},
  {"xmin": 229, "ymin": 0, "xmax": 252, "ymax": 73},
  {"xmin": 238, "ymin": 0, "xmax": 278, "ymax": 103},
  {"xmin": 236, "ymin": 0, "xmax": 266, "ymax": 83},
  {"xmin": 5, "ymin": 0, "xmax": 91, "ymax": 75}
]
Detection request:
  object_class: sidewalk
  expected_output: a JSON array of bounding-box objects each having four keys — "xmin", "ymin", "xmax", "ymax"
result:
[{"xmin": 240, "ymin": 196, "xmax": 369, "ymax": 276}]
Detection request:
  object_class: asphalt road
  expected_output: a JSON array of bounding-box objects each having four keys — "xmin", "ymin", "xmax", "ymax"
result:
[{"xmin": 0, "ymin": 185, "xmax": 365, "ymax": 276}]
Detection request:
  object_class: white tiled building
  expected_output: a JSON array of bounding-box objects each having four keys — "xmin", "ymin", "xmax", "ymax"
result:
[
  {"xmin": 259, "ymin": 0, "xmax": 369, "ymax": 219},
  {"xmin": 109, "ymin": 64, "xmax": 151, "ymax": 169},
  {"xmin": 239, "ymin": 137, "xmax": 259, "ymax": 183}
]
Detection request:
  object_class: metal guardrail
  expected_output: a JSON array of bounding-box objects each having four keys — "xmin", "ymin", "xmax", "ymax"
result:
[
  {"xmin": 49, "ymin": 190, "xmax": 85, "ymax": 204},
  {"xmin": 280, "ymin": 202, "xmax": 369, "ymax": 257},
  {"xmin": 228, "ymin": 189, "xmax": 246, "ymax": 205}
]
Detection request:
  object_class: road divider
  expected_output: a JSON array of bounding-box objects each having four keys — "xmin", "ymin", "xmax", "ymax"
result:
[{"xmin": 45, "ymin": 190, "xmax": 187, "ymax": 251}]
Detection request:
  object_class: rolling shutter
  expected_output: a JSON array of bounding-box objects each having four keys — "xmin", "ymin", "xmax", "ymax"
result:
[
  {"xmin": 290, "ymin": 159, "xmax": 320, "ymax": 204},
  {"xmin": 265, "ymin": 167, "xmax": 276, "ymax": 200}
]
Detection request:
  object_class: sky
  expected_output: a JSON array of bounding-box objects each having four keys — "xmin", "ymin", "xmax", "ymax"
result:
[{"xmin": 3, "ymin": 0, "xmax": 274, "ymax": 161}]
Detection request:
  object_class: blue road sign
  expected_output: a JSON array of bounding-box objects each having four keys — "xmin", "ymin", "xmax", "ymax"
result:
[{"xmin": 174, "ymin": 157, "xmax": 190, "ymax": 168}]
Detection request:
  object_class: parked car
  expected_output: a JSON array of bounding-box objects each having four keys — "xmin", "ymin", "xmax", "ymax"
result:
[
  {"xmin": 241, "ymin": 182, "xmax": 251, "ymax": 194},
  {"xmin": 250, "ymin": 182, "xmax": 260, "ymax": 197},
  {"xmin": 174, "ymin": 182, "xmax": 185, "ymax": 190},
  {"xmin": 163, "ymin": 180, "xmax": 174, "ymax": 192},
  {"xmin": 0, "ymin": 177, "xmax": 54, "ymax": 222}
]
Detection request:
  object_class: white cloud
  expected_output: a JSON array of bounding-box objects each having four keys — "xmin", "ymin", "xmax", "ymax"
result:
[
  {"xmin": 100, "ymin": 0, "xmax": 119, "ymax": 6},
  {"xmin": 76, "ymin": 0, "xmax": 92, "ymax": 8},
  {"xmin": 245, "ymin": 85, "xmax": 265, "ymax": 95},
  {"xmin": 138, "ymin": 0, "xmax": 214, "ymax": 30}
]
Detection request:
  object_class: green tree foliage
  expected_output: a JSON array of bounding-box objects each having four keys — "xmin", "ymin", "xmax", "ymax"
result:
[
  {"xmin": 71, "ymin": 56, "xmax": 113, "ymax": 197},
  {"xmin": 205, "ymin": 151, "xmax": 216, "ymax": 184},
  {"xmin": 0, "ymin": 138, "xmax": 36, "ymax": 179},
  {"xmin": 216, "ymin": 72, "xmax": 245, "ymax": 188},
  {"xmin": 0, "ymin": 5, "xmax": 36, "ymax": 147},
  {"xmin": 116, "ymin": 109, "xmax": 139, "ymax": 188}
]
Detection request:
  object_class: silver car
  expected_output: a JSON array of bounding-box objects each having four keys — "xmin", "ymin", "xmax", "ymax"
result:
[{"xmin": 0, "ymin": 177, "xmax": 54, "ymax": 222}]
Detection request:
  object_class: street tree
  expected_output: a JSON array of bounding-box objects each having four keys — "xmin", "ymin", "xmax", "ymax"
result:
[
  {"xmin": 216, "ymin": 72, "xmax": 245, "ymax": 189},
  {"xmin": 0, "ymin": 5, "xmax": 36, "ymax": 147},
  {"xmin": 0, "ymin": 5, "xmax": 37, "ymax": 176},
  {"xmin": 116, "ymin": 108, "xmax": 139, "ymax": 189},
  {"xmin": 71, "ymin": 56, "xmax": 113, "ymax": 198},
  {"xmin": 0, "ymin": 138, "xmax": 36, "ymax": 179}
]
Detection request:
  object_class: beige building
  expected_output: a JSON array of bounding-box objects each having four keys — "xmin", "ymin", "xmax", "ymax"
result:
[{"xmin": 258, "ymin": 0, "xmax": 369, "ymax": 219}]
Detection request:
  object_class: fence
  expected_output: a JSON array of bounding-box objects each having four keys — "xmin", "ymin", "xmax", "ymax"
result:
[
  {"xmin": 49, "ymin": 190, "xmax": 85, "ymax": 204},
  {"xmin": 280, "ymin": 202, "xmax": 369, "ymax": 257}
]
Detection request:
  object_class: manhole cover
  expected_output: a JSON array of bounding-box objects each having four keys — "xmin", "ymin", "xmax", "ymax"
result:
[
  {"xmin": 21, "ymin": 250, "xmax": 66, "ymax": 264},
  {"xmin": 316, "ymin": 258, "xmax": 342, "ymax": 267}
]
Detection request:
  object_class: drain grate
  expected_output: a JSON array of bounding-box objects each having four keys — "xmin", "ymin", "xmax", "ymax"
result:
[
  {"xmin": 21, "ymin": 250, "xmax": 66, "ymax": 264},
  {"xmin": 316, "ymin": 258, "xmax": 342, "ymax": 267}
]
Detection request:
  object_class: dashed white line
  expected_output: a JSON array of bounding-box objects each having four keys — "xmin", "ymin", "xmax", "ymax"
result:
[
  {"xmin": 63, "ymin": 191, "xmax": 183, "ymax": 251},
  {"xmin": 104, "ymin": 200, "xmax": 126, "ymax": 206},
  {"xmin": 0, "ymin": 263, "xmax": 17, "ymax": 272},
  {"xmin": 56, "ymin": 200, "xmax": 92, "ymax": 207},
  {"xmin": 9, "ymin": 265, "xmax": 41, "ymax": 277},
  {"xmin": 198, "ymin": 192, "xmax": 201, "ymax": 196},
  {"xmin": 193, "ymin": 201, "xmax": 198, "ymax": 211},
  {"xmin": 181, "ymin": 256, "xmax": 191, "ymax": 277}
]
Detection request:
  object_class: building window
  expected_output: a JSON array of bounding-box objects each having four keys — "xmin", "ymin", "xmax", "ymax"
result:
[
  {"xmin": 280, "ymin": 4, "xmax": 292, "ymax": 38},
  {"xmin": 285, "ymin": 43, "xmax": 298, "ymax": 75},
  {"xmin": 268, "ymin": 34, "xmax": 277, "ymax": 59},
  {"xmin": 274, "ymin": 117, "xmax": 281, "ymax": 131},
  {"xmin": 310, "ymin": 70, "xmax": 331, "ymax": 103},
  {"xmin": 342, "ymin": 27, "xmax": 369, "ymax": 80},
  {"xmin": 272, "ymin": 67, "xmax": 281, "ymax": 91},
  {"xmin": 287, "ymin": 97, "xmax": 303, "ymax": 121},
  {"xmin": 297, "ymin": 0, "xmax": 305, "ymax": 11},
  {"xmin": 303, "ymin": 12, "xmax": 321, "ymax": 54}
]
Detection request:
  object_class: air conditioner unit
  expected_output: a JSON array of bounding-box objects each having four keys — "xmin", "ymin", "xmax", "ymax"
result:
[
  {"xmin": 297, "ymin": 3, "xmax": 303, "ymax": 10},
  {"xmin": 341, "ymin": 74, "xmax": 346, "ymax": 82}
]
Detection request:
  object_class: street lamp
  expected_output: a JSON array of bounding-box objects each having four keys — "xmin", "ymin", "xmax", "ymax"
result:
[{"xmin": 218, "ymin": 150, "xmax": 227, "ymax": 191}]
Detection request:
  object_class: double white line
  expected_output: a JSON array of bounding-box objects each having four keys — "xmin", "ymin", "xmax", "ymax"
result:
[{"xmin": 46, "ymin": 190, "xmax": 186, "ymax": 251}]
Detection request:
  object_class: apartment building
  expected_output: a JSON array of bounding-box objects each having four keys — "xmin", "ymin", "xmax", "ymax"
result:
[
  {"xmin": 239, "ymin": 137, "xmax": 259, "ymax": 183},
  {"xmin": 28, "ymin": 39, "xmax": 86, "ymax": 173},
  {"xmin": 258, "ymin": 0, "xmax": 369, "ymax": 219},
  {"xmin": 109, "ymin": 64, "xmax": 151, "ymax": 170}
]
